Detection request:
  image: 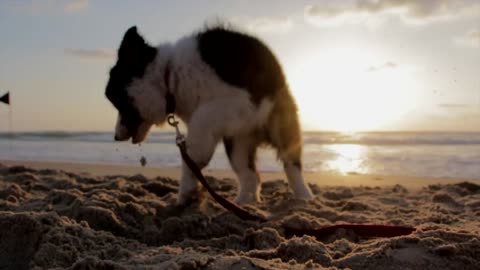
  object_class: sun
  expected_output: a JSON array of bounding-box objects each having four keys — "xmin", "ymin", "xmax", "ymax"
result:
[{"xmin": 287, "ymin": 46, "xmax": 419, "ymax": 132}]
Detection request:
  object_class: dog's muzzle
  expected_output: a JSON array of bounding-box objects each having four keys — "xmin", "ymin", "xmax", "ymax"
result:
[{"xmin": 114, "ymin": 134, "xmax": 130, "ymax": 141}]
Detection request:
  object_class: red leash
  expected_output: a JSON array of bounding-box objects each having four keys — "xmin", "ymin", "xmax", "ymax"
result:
[
  {"xmin": 168, "ymin": 115, "xmax": 416, "ymax": 239},
  {"xmin": 284, "ymin": 224, "xmax": 415, "ymax": 239},
  {"xmin": 178, "ymin": 143, "xmax": 265, "ymax": 222}
]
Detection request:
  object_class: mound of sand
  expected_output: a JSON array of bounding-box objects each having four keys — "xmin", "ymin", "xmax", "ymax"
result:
[{"xmin": 0, "ymin": 163, "xmax": 479, "ymax": 269}]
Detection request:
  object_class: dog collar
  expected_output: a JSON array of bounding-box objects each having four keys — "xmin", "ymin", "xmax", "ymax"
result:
[{"xmin": 164, "ymin": 60, "xmax": 176, "ymax": 115}]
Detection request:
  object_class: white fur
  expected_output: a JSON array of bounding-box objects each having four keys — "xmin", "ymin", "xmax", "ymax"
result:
[
  {"xmin": 121, "ymin": 35, "xmax": 311, "ymax": 204},
  {"xmin": 284, "ymin": 163, "xmax": 313, "ymax": 199},
  {"xmin": 170, "ymin": 38, "xmax": 279, "ymax": 204}
]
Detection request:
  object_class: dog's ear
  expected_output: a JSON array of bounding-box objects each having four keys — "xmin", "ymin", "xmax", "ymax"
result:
[
  {"xmin": 123, "ymin": 26, "xmax": 144, "ymax": 43},
  {"xmin": 118, "ymin": 26, "xmax": 150, "ymax": 62},
  {"xmin": 126, "ymin": 26, "xmax": 138, "ymax": 36}
]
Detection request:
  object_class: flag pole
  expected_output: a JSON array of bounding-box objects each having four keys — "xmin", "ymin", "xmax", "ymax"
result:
[
  {"xmin": 0, "ymin": 91, "xmax": 13, "ymax": 151},
  {"xmin": 7, "ymin": 93, "xmax": 12, "ymax": 153},
  {"xmin": 8, "ymin": 96, "xmax": 12, "ymax": 139}
]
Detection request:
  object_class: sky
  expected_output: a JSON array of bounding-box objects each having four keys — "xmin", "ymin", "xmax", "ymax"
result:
[{"xmin": 0, "ymin": 0, "xmax": 479, "ymax": 132}]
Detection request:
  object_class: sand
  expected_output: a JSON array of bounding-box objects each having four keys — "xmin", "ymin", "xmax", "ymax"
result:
[{"xmin": 1, "ymin": 161, "xmax": 479, "ymax": 269}]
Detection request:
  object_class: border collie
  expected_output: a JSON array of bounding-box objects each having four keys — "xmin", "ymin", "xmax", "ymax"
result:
[{"xmin": 105, "ymin": 26, "xmax": 313, "ymax": 204}]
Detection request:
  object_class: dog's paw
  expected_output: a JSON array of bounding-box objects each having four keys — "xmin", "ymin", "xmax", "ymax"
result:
[
  {"xmin": 234, "ymin": 192, "xmax": 260, "ymax": 205},
  {"xmin": 175, "ymin": 196, "xmax": 196, "ymax": 206},
  {"xmin": 176, "ymin": 190, "xmax": 200, "ymax": 206},
  {"xmin": 294, "ymin": 188, "xmax": 314, "ymax": 200}
]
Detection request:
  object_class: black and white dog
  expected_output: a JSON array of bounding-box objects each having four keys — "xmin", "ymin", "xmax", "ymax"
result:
[{"xmin": 105, "ymin": 26, "xmax": 313, "ymax": 204}]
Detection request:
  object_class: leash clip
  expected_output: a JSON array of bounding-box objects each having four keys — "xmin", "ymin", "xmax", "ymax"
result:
[{"xmin": 167, "ymin": 114, "xmax": 186, "ymax": 147}]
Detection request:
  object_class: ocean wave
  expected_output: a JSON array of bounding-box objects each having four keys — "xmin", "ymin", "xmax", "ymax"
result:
[
  {"xmin": 0, "ymin": 131, "xmax": 175, "ymax": 143},
  {"xmin": 1, "ymin": 131, "xmax": 480, "ymax": 145}
]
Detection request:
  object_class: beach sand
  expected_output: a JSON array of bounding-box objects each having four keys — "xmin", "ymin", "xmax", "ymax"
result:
[{"xmin": 1, "ymin": 160, "xmax": 479, "ymax": 269}]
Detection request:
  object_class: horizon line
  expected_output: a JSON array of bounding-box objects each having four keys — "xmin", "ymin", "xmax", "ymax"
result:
[{"xmin": 1, "ymin": 129, "xmax": 480, "ymax": 134}]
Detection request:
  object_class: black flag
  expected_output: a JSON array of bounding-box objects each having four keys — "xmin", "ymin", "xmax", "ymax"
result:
[{"xmin": 0, "ymin": 92, "xmax": 9, "ymax": 105}]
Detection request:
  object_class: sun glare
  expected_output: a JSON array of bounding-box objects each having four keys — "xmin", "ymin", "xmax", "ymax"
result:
[
  {"xmin": 288, "ymin": 47, "xmax": 418, "ymax": 132},
  {"xmin": 325, "ymin": 144, "xmax": 369, "ymax": 175}
]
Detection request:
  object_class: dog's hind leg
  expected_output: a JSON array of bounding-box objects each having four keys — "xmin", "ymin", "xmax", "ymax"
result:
[
  {"xmin": 273, "ymin": 122, "xmax": 313, "ymax": 199},
  {"xmin": 268, "ymin": 91, "xmax": 313, "ymax": 200},
  {"xmin": 282, "ymin": 151, "xmax": 313, "ymax": 200},
  {"xmin": 224, "ymin": 135, "xmax": 260, "ymax": 204},
  {"xmin": 276, "ymin": 131, "xmax": 313, "ymax": 200}
]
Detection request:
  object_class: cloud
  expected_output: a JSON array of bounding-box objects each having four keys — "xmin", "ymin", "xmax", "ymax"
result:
[
  {"xmin": 8, "ymin": 0, "xmax": 89, "ymax": 15},
  {"xmin": 304, "ymin": 3, "xmax": 351, "ymax": 18},
  {"xmin": 305, "ymin": 3, "xmax": 371, "ymax": 27},
  {"xmin": 64, "ymin": 0, "xmax": 89, "ymax": 13},
  {"xmin": 305, "ymin": 0, "xmax": 480, "ymax": 27},
  {"xmin": 229, "ymin": 16, "xmax": 294, "ymax": 34},
  {"xmin": 8, "ymin": 0, "xmax": 53, "ymax": 14},
  {"xmin": 64, "ymin": 48, "xmax": 115, "ymax": 60},
  {"xmin": 367, "ymin": 61, "xmax": 398, "ymax": 72},
  {"xmin": 438, "ymin": 103, "xmax": 475, "ymax": 109},
  {"xmin": 454, "ymin": 29, "xmax": 480, "ymax": 48}
]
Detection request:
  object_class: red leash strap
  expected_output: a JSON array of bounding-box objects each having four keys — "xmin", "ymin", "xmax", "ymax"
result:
[
  {"xmin": 285, "ymin": 224, "xmax": 416, "ymax": 239},
  {"xmin": 179, "ymin": 144, "xmax": 266, "ymax": 222},
  {"xmin": 179, "ymin": 145, "xmax": 416, "ymax": 238},
  {"xmin": 169, "ymin": 115, "xmax": 416, "ymax": 239}
]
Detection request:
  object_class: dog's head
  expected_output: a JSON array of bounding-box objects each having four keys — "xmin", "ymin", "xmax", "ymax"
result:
[{"xmin": 106, "ymin": 26, "xmax": 169, "ymax": 144}]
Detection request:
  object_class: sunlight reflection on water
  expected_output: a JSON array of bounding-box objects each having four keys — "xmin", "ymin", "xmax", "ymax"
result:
[{"xmin": 324, "ymin": 144, "xmax": 369, "ymax": 175}]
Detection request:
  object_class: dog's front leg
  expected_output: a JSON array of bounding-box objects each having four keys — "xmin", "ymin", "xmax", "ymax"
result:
[
  {"xmin": 177, "ymin": 161, "xmax": 199, "ymax": 205},
  {"xmin": 176, "ymin": 104, "xmax": 223, "ymax": 205}
]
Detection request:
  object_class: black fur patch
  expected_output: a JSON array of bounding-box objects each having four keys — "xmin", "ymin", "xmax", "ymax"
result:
[
  {"xmin": 105, "ymin": 26, "xmax": 157, "ymax": 136},
  {"xmin": 197, "ymin": 27, "xmax": 286, "ymax": 105}
]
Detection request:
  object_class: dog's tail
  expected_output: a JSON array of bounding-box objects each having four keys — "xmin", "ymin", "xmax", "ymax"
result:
[{"xmin": 266, "ymin": 86, "xmax": 303, "ymax": 163}]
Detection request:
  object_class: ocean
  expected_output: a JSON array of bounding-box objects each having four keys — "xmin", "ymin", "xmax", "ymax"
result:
[{"xmin": 0, "ymin": 131, "xmax": 479, "ymax": 179}]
